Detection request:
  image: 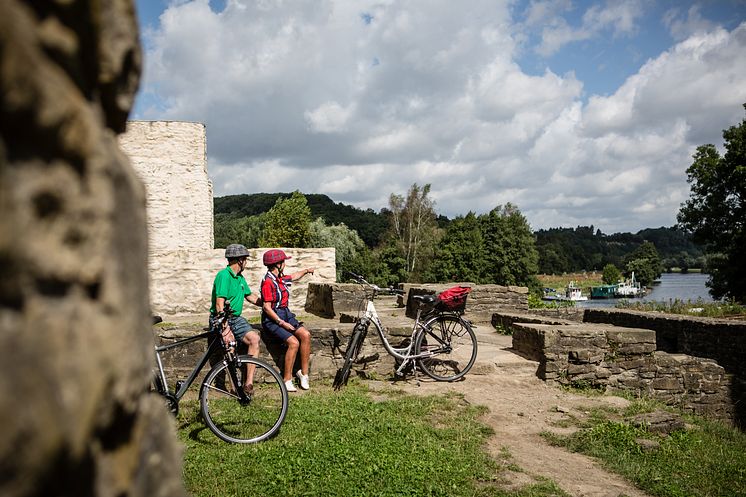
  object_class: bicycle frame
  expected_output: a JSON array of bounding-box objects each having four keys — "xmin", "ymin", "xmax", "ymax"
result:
[
  {"xmin": 153, "ymin": 329, "xmax": 224, "ymax": 401},
  {"xmin": 360, "ymin": 291, "xmax": 437, "ymax": 366}
]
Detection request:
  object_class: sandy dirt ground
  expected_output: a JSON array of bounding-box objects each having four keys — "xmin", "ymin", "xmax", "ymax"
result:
[{"xmin": 365, "ymin": 325, "xmax": 653, "ymax": 497}]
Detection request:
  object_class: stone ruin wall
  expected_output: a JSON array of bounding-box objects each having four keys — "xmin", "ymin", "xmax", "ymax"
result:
[
  {"xmin": 118, "ymin": 121, "xmax": 336, "ymax": 317},
  {"xmin": 495, "ymin": 310, "xmax": 743, "ymax": 426},
  {"xmin": 150, "ymin": 247, "xmax": 336, "ymax": 318},
  {"xmin": 583, "ymin": 308, "xmax": 746, "ymax": 379},
  {"xmin": 0, "ymin": 2, "xmax": 185, "ymax": 496},
  {"xmin": 305, "ymin": 282, "xmax": 529, "ymax": 319},
  {"xmin": 119, "ymin": 121, "xmax": 214, "ymax": 253}
]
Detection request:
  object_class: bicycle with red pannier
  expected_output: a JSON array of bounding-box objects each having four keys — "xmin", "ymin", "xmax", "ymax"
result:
[{"xmin": 333, "ymin": 272, "xmax": 478, "ymax": 388}]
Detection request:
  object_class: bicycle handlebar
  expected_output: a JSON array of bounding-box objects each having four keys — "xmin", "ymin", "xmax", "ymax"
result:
[
  {"xmin": 344, "ymin": 271, "xmax": 405, "ymax": 296},
  {"xmin": 211, "ymin": 302, "xmax": 238, "ymax": 349}
]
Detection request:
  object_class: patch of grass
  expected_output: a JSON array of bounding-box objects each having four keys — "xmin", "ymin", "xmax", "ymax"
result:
[
  {"xmin": 494, "ymin": 323, "xmax": 513, "ymax": 336},
  {"xmin": 621, "ymin": 397, "xmax": 663, "ymax": 417},
  {"xmin": 542, "ymin": 400, "xmax": 746, "ymax": 497},
  {"xmin": 559, "ymin": 380, "xmax": 604, "ymax": 395},
  {"xmin": 177, "ymin": 384, "xmax": 566, "ymax": 497}
]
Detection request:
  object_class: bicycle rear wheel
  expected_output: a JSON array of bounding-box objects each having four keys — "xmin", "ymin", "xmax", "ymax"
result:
[
  {"xmin": 200, "ymin": 356, "xmax": 288, "ymax": 443},
  {"xmin": 415, "ymin": 314, "xmax": 477, "ymax": 381},
  {"xmin": 333, "ymin": 322, "xmax": 367, "ymax": 390}
]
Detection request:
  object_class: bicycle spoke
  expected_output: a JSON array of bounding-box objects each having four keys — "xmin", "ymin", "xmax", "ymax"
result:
[
  {"xmin": 415, "ymin": 315, "xmax": 477, "ymax": 382},
  {"xmin": 203, "ymin": 382, "xmax": 240, "ymax": 399},
  {"xmin": 200, "ymin": 357, "xmax": 288, "ymax": 443}
]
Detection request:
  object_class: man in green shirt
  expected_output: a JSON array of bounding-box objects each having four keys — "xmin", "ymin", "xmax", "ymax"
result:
[{"xmin": 210, "ymin": 244, "xmax": 262, "ymax": 395}]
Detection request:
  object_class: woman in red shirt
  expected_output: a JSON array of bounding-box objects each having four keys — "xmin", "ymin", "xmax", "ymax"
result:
[{"xmin": 260, "ymin": 249, "xmax": 315, "ymax": 392}]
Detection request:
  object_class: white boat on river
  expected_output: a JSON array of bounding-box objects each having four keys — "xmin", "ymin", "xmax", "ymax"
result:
[
  {"xmin": 615, "ymin": 272, "xmax": 645, "ymax": 298},
  {"xmin": 543, "ymin": 281, "xmax": 588, "ymax": 301}
]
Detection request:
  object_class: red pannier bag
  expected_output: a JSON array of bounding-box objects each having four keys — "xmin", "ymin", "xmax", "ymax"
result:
[{"xmin": 435, "ymin": 286, "xmax": 472, "ymax": 312}]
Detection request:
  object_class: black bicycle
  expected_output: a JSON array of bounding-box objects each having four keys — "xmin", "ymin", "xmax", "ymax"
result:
[
  {"xmin": 152, "ymin": 303, "xmax": 288, "ymax": 443},
  {"xmin": 333, "ymin": 272, "xmax": 477, "ymax": 389}
]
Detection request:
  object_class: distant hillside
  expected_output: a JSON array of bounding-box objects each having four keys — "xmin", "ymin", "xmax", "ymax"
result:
[
  {"xmin": 534, "ymin": 225, "xmax": 704, "ymax": 274},
  {"xmin": 214, "ymin": 193, "xmax": 389, "ymax": 247}
]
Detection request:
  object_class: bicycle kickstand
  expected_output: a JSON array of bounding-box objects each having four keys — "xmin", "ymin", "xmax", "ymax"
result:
[{"xmin": 395, "ymin": 358, "xmax": 420, "ymax": 387}]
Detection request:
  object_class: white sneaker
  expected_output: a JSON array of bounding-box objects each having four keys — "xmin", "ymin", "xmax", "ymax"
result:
[
  {"xmin": 296, "ymin": 371, "xmax": 310, "ymax": 390},
  {"xmin": 284, "ymin": 379, "xmax": 297, "ymax": 392}
]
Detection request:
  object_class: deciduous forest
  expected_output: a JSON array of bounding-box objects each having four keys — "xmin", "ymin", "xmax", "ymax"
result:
[{"xmin": 214, "ymin": 188, "xmax": 703, "ymax": 290}]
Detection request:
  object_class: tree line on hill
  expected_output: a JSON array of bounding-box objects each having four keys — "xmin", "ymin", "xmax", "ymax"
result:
[
  {"xmin": 534, "ymin": 225, "xmax": 704, "ymax": 275},
  {"xmin": 214, "ymin": 189, "xmax": 690, "ymax": 290}
]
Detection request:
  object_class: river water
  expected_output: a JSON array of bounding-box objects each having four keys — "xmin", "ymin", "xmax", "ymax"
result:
[{"xmin": 576, "ymin": 273, "xmax": 714, "ymax": 309}]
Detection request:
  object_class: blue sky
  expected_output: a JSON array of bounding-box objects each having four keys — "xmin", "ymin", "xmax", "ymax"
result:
[{"xmin": 131, "ymin": 0, "xmax": 746, "ymax": 233}]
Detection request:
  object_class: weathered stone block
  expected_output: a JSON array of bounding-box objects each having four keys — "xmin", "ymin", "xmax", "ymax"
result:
[
  {"xmin": 568, "ymin": 350, "xmax": 604, "ymax": 364},
  {"xmin": 615, "ymin": 358, "xmax": 647, "ymax": 370},
  {"xmin": 0, "ymin": 2, "xmax": 186, "ymax": 495},
  {"xmin": 405, "ymin": 284, "xmax": 529, "ymax": 318},
  {"xmin": 616, "ymin": 343, "xmax": 656, "ymax": 355},
  {"xmin": 607, "ymin": 328, "xmax": 656, "ymax": 345},
  {"xmin": 596, "ymin": 368, "xmax": 612, "ymax": 379},
  {"xmin": 651, "ymin": 377, "xmax": 683, "ymax": 391}
]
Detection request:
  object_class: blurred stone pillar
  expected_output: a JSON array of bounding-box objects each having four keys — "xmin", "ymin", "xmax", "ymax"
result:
[{"xmin": 0, "ymin": 1, "xmax": 185, "ymax": 496}]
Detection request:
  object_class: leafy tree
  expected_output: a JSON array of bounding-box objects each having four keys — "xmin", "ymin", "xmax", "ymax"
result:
[
  {"xmin": 428, "ymin": 212, "xmax": 483, "ymax": 282},
  {"xmin": 214, "ymin": 213, "xmax": 266, "ymax": 248},
  {"xmin": 678, "ymin": 104, "xmax": 746, "ymax": 302},
  {"xmin": 214, "ymin": 213, "xmax": 242, "ymax": 249},
  {"xmin": 308, "ymin": 218, "xmax": 368, "ymax": 280},
  {"xmin": 537, "ymin": 242, "xmax": 571, "ymax": 274},
  {"xmin": 259, "ymin": 191, "xmax": 312, "ymax": 247},
  {"xmin": 387, "ymin": 183, "xmax": 440, "ymax": 281},
  {"xmin": 215, "ymin": 192, "xmax": 389, "ymax": 247},
  {"xmin": 602, "ymin": 264, "xmax": 621, "ymax": 284},
  {"xmin": 623, "ymin": 241, "xmax": 663, "ymax": 287},
  {"xmin": 369, "ymin": 243, "xmax": 409, "ymax": 287},
  {"xmin": 479, "ymin": 204, "xmax": 539, "ymax": 288}
]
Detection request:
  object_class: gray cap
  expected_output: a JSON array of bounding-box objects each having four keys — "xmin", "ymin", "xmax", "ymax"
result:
[{"xmin": 225, "ymin": 244, "xmax": 250, "ymax": 259}]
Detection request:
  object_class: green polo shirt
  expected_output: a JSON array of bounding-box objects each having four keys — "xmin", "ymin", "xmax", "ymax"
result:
[{"xmin": 210, "ymin": 266, "xmax": 253, "ymax": 316}]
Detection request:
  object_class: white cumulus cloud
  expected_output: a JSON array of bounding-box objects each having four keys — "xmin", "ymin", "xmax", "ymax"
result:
[{"xmin": 136, "ymin": 0, "xmax": 746, "ymax": 233}]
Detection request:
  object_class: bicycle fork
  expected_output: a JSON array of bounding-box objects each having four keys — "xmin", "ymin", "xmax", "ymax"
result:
[{"xmin": 224, "ymin": 349, "xmax": 252, "ymax": 404}]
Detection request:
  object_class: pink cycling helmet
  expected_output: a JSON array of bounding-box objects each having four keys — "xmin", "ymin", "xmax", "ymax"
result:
[{"xmin": 263, "ymin": 249, "xmax": 291, "ymax": 266}]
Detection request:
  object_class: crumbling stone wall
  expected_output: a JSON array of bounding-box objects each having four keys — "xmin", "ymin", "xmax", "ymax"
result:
[
  {"xmin": 510, "ymin": 321, "xmax": 735, "ymax": 424},
  {"xmin": 403, "ymin": 284, "xmax": 528, "ymax": 319},
  {"xmin": 0, "ymin": 2, "xmax": 184, "ymax": 496},
  {"xmin": 305, "ymin": 282, "xmax": 529, "ymax": 320},
  {"xmin": 583, "ymin": 308, "xmax": 746, "ymax": 378},
  {"xmin": 304, "ymin": 282, "xmax": 368, "ymax": 317}
]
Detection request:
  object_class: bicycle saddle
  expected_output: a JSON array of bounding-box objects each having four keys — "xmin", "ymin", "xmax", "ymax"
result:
[{"xmin": 413, "ymin": 294, "xmax": 437, "ymax": 305}]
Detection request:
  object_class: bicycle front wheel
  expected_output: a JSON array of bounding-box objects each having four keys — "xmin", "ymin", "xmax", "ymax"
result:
[
  {"xmin": 415, "ymin": 315, "xmax": 477, "ymax": 382},
  {"xmin": 200, "ymin": 356, "xmax": 288, "ymax": 443},
  {"xmin": 333, "ymin": 323, "xmax": 367, "ymax": 390}
]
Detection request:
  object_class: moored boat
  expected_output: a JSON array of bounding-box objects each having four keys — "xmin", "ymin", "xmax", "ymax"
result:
[
  {"xmin": 565, "ymin": 281, "xmax": 588, "ymax": 301},
  {"xmin": 590, "ymin": 284, "xmax": 618, "ymax": 299},
  {"xmin": 542, "ymin": 282, "xmax": 588, "ymax": 302},
  {"xmin": 615, "ymin": 272, "xmax": 645, "ymax": 298}
]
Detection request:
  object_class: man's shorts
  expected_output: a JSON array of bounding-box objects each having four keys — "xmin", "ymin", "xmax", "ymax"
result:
[
  {"xmin": 209, "ymin": 314, "xmax": 256, "ymax": 342},
  {"xmin": 261, "ymin": 307, "xmax": 301, "ymax": 344}
]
